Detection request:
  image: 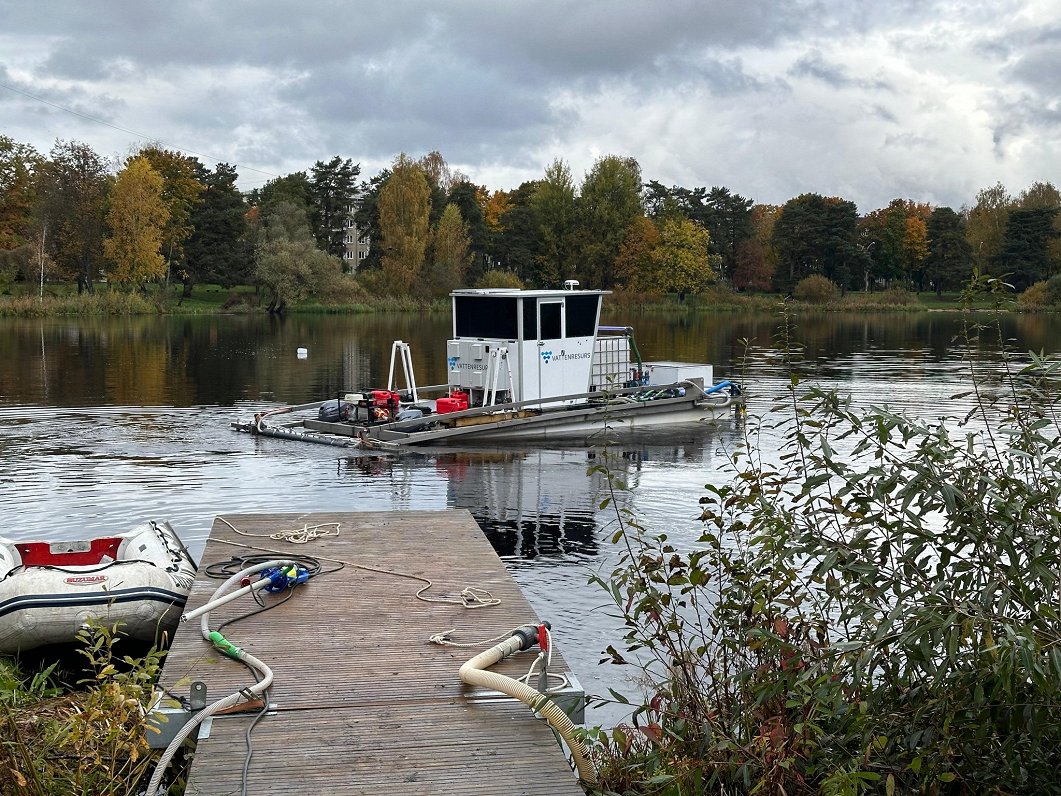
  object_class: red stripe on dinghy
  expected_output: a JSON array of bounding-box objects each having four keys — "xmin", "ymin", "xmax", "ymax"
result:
[{"xmin": 16, "ymin": 538, "xmax": 123, "ymax": 566}]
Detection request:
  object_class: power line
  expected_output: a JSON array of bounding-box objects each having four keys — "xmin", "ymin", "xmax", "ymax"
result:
[{"xmin": 0, "ymin": 79, "xmax": 281, "ymax": 180}]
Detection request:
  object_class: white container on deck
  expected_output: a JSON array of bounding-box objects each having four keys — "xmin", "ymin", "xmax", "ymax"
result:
[{"xmin": 644, "ymin": 361, "xmax": 714, "ymax": 387}]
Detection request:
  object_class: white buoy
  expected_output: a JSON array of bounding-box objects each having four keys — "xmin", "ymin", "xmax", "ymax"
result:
[{"xmin": 296, "ymin": 347, "xmax": 308, "ymax": 359}]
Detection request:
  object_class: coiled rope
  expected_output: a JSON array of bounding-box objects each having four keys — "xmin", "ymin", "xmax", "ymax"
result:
[{"xmin": 214, "ymin": 517, "xmax": 501, "ymax": 610}]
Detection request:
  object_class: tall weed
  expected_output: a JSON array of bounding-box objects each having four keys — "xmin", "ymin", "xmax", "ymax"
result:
[
  {"xmin": 588, "ymin": 280, "xmax": 1061, "ymax": 794},
  {"xmin": 0, "ymin": 622, "xmax": 171, "ymax": 795}
]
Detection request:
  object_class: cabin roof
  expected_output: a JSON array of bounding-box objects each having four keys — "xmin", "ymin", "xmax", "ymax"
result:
[{"xmin": 450, "ymin": 288, "xmax": 610, "ymax": 298}]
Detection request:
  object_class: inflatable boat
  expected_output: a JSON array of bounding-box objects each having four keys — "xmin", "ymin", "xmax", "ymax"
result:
[{"xmin": 0, "ymin": 520, "xmax": 197, "ymax": 654}]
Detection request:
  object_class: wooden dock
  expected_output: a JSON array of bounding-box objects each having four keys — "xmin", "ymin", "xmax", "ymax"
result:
[{"xmin": 159, "ymin": 510, "xmax": 587, "ymax": 796}]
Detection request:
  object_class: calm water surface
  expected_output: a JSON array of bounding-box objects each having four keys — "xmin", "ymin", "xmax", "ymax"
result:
[{"xmin": 2, "ymin": 308, "xmax": 1058, "ymax": 725}]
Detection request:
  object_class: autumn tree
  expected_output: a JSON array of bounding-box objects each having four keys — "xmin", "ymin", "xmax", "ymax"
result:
[
  {"xmin": 643, "ymin": 182, "xmax": 753, "ymax": 281},
  {"xmin": 925, "ymin": 207, "xmax": 972, "ymax": 296},
  {"xmin": 35, "ymin": 140, "xmax": 110, "ymax": 292},
  {"xmin": 577, "ymin": 155, "xmax": 644, "ymax": 288},
  {"xmin": 731, "ymin": 204, "xmax": 779, "ymax": 291},
  {"xmin": 428, "ymin": 203, "xmax": 471, "ymax": 296},
  {"xmin": 902, "ymin": 212, "xmax": 930, "ymax": 287},
  {"xmin": 652, "ymin": 217, "xmax": 719, "ymax": 299},
  {"xmin": 531, "ymin": 159, "xmax": 577, "ymax": 287},
  {"xmin": 613, "ymin": 216, "xmax": 660, "ymax": 292},
  {"xmin": 378, "ymin": 154, "xmax": 431, "ymax": 294},
  {"xmin": 417, "ymin": 151, "xmax": 466, "ymax": 225},
  {"xmin": 0, "ymin": 136, "xmax": 41, "ymax": 252},
  {"xmin": 966, "ymin": 182, "xmax": 1014, "ymax": 273},
  {"xmin": 103, "ymin": 157, "xmax": 170, "ymax": 286},
  {"xmin": 135, "ymin": 147, "xmax": 204, "ymax": 286}
]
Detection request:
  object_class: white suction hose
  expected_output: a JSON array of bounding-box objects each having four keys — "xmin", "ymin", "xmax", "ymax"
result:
[
  {"xmin": 144, "ymin": 560, "xmax": 297, "ymax": 796},
  {"xmin": 459, "ymin": 626, "xmax": 598, "ymax": 785}
]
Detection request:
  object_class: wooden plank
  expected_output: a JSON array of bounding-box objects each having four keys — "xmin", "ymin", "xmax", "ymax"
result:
[{"xmin": 161, "ymin": 511, "xmax": 585, "ymax": 796}]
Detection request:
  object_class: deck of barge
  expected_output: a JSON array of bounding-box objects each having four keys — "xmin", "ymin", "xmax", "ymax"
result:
[{"xmin": 159, "ymin": 510, "xmax": 586, "ymax": 795}]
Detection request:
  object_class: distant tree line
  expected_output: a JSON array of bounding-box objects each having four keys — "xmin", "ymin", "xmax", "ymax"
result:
[{"xmin": 1, "ymin": 134, "xmax": 1058, "ymax": 310}]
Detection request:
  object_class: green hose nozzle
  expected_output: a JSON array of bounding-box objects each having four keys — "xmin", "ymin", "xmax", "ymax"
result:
[{"xmin": 208, "ymin": 630, "xmax": 243, "ymax": 659}]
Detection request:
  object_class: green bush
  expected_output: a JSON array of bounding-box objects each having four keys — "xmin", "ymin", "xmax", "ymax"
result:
[
  {"xmin": 793, "ymin": 274, "xmax": 840, "ymax": 304},
  {"xmin": 588, "ymin": 303, "xmax": 1061, "ymax": 794},
  {"xmin": 474, "ymin": 269, "xmax": 525, "ymax": 289}
]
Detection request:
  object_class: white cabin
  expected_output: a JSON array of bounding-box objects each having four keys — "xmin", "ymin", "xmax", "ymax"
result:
[{"xmin": 446, "ymin": 287, "xmax": 621, "ymax": 406}]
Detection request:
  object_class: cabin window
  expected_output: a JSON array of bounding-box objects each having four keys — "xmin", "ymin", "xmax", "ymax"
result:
[
  {"xmin": 522, "ymin": 298, "xmax": 536, "ymax": 340},
  {"xmin": 539, "ymin": 301, "xmax": 563, "ymax": 340},
  {"xmin": 454, "ymin": 296, "xmax": 519, "ymax": 339},
  {"xmin": 565, "ymin": 295, "xmax": 599, "ymax": 337}
]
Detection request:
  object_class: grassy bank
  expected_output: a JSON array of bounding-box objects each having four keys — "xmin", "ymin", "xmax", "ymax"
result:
[{"xmin": 0, "ymin": 282, "xmax": 1011, "ymax": 318}]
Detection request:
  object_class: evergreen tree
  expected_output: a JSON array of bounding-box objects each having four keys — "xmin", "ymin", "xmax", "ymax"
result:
[
  {"xmin": 773, "ymin": 193, "xmax": 864, "ymax": 292},
  {"xmin": 184, "ymin": 163, "xmax": 249, "ymax": 294},
  {"xmin": 492, "ymin": 182, "xmax": 541, "ymax": 284},
  {"xmin": 925, "ymin": 207, "xmax": 972, "ymax": 297},
  {"xmin": 531, "ymin": 159, "xmax": 577, "ymax": 288},
  {"xmin": 996, "ymin": 207, "xmax": 1058, "ymax": 291},
  {"xmin": 309, "ymin": 156, "xmax": 360, "ymax": 258}
]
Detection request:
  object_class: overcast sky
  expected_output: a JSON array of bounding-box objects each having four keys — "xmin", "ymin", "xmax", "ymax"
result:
[{"xmin": 1, "ymin": 1, "xmax": 1058, "ymax": 212}]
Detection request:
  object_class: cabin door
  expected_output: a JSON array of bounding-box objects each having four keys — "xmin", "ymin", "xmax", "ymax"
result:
[{"xmin": 535, "ymin": 299, "xmax": 565, "ymax": 401}]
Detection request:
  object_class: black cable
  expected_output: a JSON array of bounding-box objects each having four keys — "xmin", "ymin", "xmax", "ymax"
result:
[{"xmin": 196, "ymin": 551, "xmax": 344, "ymax": 795}]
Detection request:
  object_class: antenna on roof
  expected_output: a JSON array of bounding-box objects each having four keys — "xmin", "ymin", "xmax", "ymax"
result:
[{"xmin": 564, "ymin": 280, "xmax": 579, "ymax": 291}]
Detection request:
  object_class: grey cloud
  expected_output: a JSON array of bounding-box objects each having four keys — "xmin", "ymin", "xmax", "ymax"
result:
[{"xmin": 789, "ymin": 51, "xmax": 893, "ymax": 91}]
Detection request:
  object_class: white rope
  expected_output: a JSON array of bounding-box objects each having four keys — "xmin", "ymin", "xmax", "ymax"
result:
[
  {"xmin": 218, "ymin": 516, "xmax": 340, "ymax": 545},
  {"xmin": 428, "ymin": 627, "xmax": 515, "ymax": 647},
  {"xmin": 212, "ymin": 524, "xmax": 502, "ymax": 611}
]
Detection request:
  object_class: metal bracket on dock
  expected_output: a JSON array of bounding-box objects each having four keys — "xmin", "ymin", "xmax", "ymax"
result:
[
  {"xmin": 467, "ymin": 673, "xmax": 586, "ymax": 725},
  {"xmin": 146, "ymin": 681, "xmax": 210, "ymax": 749}
]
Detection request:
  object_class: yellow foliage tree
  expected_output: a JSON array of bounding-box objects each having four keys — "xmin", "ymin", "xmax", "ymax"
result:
[
  {"xmin": 902, "ymin": 214, "xmax": 929, "ymax": 276},
  {"xmin": 378, "ymin": 154, "xmax": 431, "ymax": 294},
  {"xmin": 429, "ymin": 203, "xmax": 471, "ymax": 296},
  {"xmin": 651, "ymin": 217, "xmax": 719, "ymax": 299},
  {"xmin": 483, "ymin": 190, "xmax": 510, "ymax": 233},
  {"xmin": 103, "ymin": 157, "xmax": 169, "ymax": 287}
]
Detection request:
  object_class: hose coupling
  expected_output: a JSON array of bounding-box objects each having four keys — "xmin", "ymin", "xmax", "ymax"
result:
[{"xmin": 511, "ymin": 621, "xmax": 551, "ymax": 651}]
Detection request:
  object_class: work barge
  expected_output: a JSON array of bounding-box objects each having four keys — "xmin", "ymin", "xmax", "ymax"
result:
[
  {"xmin": 235, "ymin": 286, "xmax": 742, "ymax": 448},
  {"xmin": 154, "ymin": 510, "xmax": 588, "ymax": 795}
]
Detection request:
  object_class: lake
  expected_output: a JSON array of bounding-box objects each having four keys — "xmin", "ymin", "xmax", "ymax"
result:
[{"xmin": 2, "ymin": 306, "xmax": 1057, "ymax": 725}]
